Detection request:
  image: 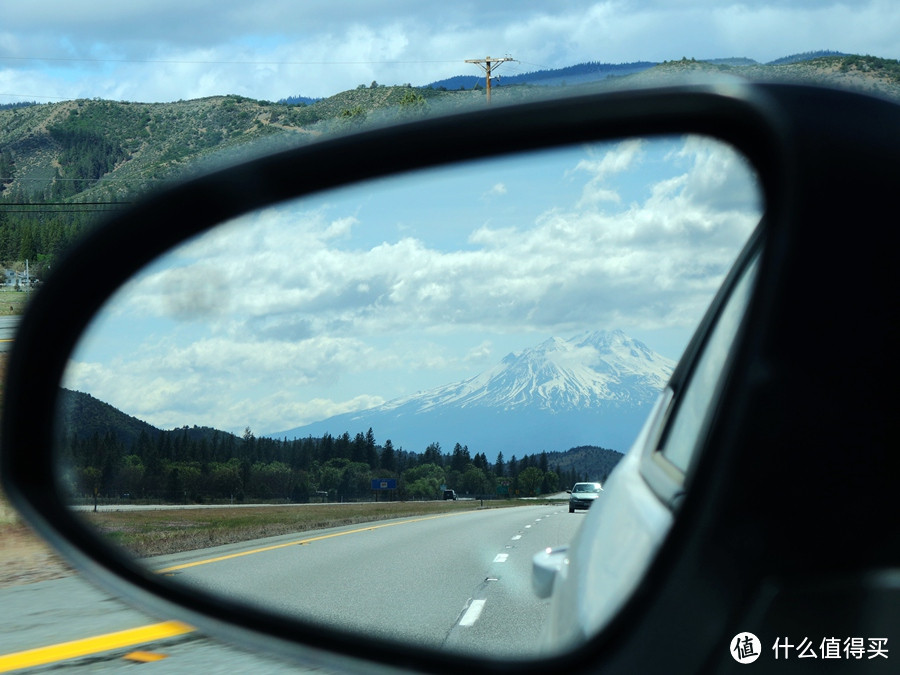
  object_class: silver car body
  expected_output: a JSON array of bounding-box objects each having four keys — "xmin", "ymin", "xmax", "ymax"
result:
[{"xmin": 536, "ymin": 393, "xmax": 674, "ymax": 650}]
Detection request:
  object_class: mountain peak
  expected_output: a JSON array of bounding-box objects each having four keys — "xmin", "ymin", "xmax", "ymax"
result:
[
  {"xmin": 271, "ymin": 329, "xmax": 676, "ymax": 455},
  {"xmin": 472, "ymin": 329, "xmax": 673, "ymax": 412}
]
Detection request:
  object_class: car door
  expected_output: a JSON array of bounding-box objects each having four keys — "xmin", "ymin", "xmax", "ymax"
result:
[{"xmin": 540, "ymin": 231, "xmax": 762, "ymax": 652}]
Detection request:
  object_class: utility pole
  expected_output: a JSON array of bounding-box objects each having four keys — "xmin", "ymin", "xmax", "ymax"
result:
[{"xmin": 465, "ymin": 55, "xmax": 514, "ymax": 104}]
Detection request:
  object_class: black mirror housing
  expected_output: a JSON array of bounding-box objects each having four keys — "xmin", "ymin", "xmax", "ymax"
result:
[{"xmin": 3, "ymin": 82, "xmax": 898, "ymax": 674}]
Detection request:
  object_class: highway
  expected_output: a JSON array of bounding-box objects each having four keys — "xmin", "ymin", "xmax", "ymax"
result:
[
  {"xmin": 155, "ymin": 504, "xmax": 579, "ymax": 655},
  {"xmin": 0, "ymin": 316, "xmax": 18, "ymax": 353},
  {"xmin": 0, "ymin": 503, "xmax": 585, "ymax": 671}
]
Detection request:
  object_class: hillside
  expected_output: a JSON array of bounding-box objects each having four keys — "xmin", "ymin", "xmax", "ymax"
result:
[
  {"xmin": 4, "ymin": 52, "xmax": 900, "ymax": 276},
  {"xmin": 0, "ymin": 85, "xmax": 501, "ymax": 273},
  {"xmin": 630, "ymin": 54, "xmax": 900, "ymax": 99},
  {"xmin": 543, "ymin": 446, "xmax": 624, "ymax": 485},
  {"xmin": 58, "ymin": 389, "xmax": 159, "ymax": 446},
  {"xmin": 0, "ymin": 95, "xmax": 319, "ymax": 204},
  {"xmin": 56, "ymin": 387, "xmax": 615, "ymax": 502},
  {"xmin": 0, "ymin": 85, "xmax": 518, "ymax": 211},
  {"xmin": 58, "ymin": 389, "xmax": 235, "ymax": 448},
  {"xmin": 426, "ymin": 61, "xmax": 658, "ymax": 90}
]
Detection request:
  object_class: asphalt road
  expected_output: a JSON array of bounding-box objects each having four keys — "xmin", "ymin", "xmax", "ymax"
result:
[
  {"xmin": 0, "ymin": 315, "xmax": 18, "ymax": 353},
  {"xmin": 0, "ymin": 573, "xmax": 305, "ymax": 674},
  {"xmin": 154, "ymin": 504, "xmax": 579, "ymax": 656},
  {"xmin": 0, "ymin": 504, "xmax": 585, "ymax": 671}
]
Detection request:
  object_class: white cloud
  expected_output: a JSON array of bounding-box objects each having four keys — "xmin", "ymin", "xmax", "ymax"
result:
[
  {"xmin": 465, "ymin": 341, "xmax": 494, "ymax": 363},
  {"xmin": 119, "ymin": 138, "xmax": 758, "ymax": 341},
  {"xmin": 3, "ymin": 1, "xmax": 900, "ymax": 102},
  {"xmin": 573, "ymin": 139, "xmax": 643, "ymax": 206},
  {"xmin": 67, "ymin": 136, "xmax": 760, "ymax": 432},
  {"xmin": 484, "ymin": 183, "xmax": 507, "ymax": 198}
]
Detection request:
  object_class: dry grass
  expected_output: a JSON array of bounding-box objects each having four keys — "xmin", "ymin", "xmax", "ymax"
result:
[
  {"xmin": 0, "ymin": 520, "xmax": 74, "ymax": 588},
  {"xmin": 0, "ymin": 487, "xmax": 74, "ymax": 589},
  {"xmin": 0, "ymin": 353, "xmax": 75, "ymax": 587},
  {"xmin": 0, "ymin": 289, "xmax": 29, "ymax": 316},
  {"xmin": 81, "ymin": 500, "xmax": 524, "ymax": 558}
]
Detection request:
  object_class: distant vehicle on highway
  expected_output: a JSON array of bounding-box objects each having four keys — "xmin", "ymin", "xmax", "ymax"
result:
[
  {"xmin": 442, "ymin": 489, "xmax": 457, "ymax": 501},
  {"xmin": 567, "ymin": 482, "xmax": 602, "ymax": 513}
]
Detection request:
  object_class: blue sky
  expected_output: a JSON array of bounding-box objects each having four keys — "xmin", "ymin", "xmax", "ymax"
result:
[
  {"xmin": 3, "ymin": 1, "xmax": 900, "ymax": 103},
  {"xmin": 64, "ymin": 137, "xmax": 762, "ymax": 435}
]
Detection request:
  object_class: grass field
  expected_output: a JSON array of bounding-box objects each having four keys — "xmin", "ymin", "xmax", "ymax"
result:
[
  {"xmin": 0, "ymin": 288, "xmax": 30, "ymax": 315},
  {"xmin": 81, "ymin": 499, "xmax": 532, "ymax": 558}
]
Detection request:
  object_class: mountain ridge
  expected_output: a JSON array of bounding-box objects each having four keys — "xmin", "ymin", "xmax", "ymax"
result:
[
  {"xmin": 55, "ymin": 387, "xmax": 623, "ymax": 491},
  {"xmin": 5, "ymin": 51, "xmax": 900, "ymax": 276},
  {"xmin": 270, "ymin": 329, "xmax": 675, "ymax": 457}
]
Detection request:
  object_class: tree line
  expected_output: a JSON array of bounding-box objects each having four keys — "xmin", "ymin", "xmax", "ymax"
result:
[
  {"xmin": 58, "ymin": 423, "xmax": 611, "ymax": 506},
  {"xmin": 0, "ymin": 126, "xmax": 116, "ymax": 273},
  {"xmin": 0, "ymin": 210, "xmax": 87, "ymax": 266}
]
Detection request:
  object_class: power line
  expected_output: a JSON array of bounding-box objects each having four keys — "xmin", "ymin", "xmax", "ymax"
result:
[
  {"xmin": 0, "ymin": 201, "xmax": 131, "ymax": 213},
  {"xmin": 0, "ymin": 202, "xmax": 131, "ymax": 206},
  {"xmin": 515, "ymin": 60, "xmax": 553, "ymax": 70},
  {"xmin": 0, "ymin": 93, "xmax": 74, "ymax": 101},
  {"xmin": 0, "ymin": 55, "xmax": 463, "ymax": 66},
  {"xmin": 0, "ymin": 209, "xmax": 126, "ymax": 213},
  {"xmin": 0, "ymin": 177, "xmax": 161, "ymax": 182}
]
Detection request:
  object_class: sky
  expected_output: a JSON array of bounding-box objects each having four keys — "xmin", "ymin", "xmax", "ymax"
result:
[
  {"xmin": 63, "ymin": 137, "xmax": 761, "ymax": 437},
  {"xmin": 2, "ymin": 1, "xmax": 900, "ymax": 104}
]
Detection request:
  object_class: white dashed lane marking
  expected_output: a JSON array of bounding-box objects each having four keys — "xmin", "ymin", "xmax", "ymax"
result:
[
  {"xmin": 457, "ymin": 514, "xmax": 563, "ymax": 630},
  {"xmin": 459, "ymin": 599, "xmax": 486, "ymax": 627}
]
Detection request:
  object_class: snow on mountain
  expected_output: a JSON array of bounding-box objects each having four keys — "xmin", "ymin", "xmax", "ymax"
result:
[
  {"xmin": 384, "ymin": 329, "xmax": 672, "ymax": 413},
  {"xmin": 269, "ymin": 330, "xmax": 675, "ymax": 456}
]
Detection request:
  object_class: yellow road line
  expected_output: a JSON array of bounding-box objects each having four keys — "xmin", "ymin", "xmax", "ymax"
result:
[
  {"xmin": 0, "ymin": 511, "xmax": 464, "ymax": 671},
  {"xmin": 0, "ymin": 621, "xmax": 193, "ymax": 673},
  {"xmin": 158, "ymin": 511, "xmax": 464, "ymax": 572}
]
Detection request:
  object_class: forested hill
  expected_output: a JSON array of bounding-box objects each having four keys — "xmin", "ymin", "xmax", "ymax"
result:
[
  {"xmin": 58, "ymin": 389, "xmax": 229, "ymax": 448},
  {"xmin": 426, "ymin": 61, "xmax": 657, "ymax": 90},
  {"xmin": 0, "ymin": 88, "xmax": 446, "ymax": 274},
  {"xmin": 541, "ymin": 446, "xmax": 625, "ymax": 485},
  {"xmin": 59, "ymin": 389, "xmax": 163, "ymax": 448},
  {"xmin": 5, "ymin": 52, "xmax": 900, "ymax": 280},
  {"xmin": 57, "ymin": 389, "xmax": 621, "ymax": 503}
]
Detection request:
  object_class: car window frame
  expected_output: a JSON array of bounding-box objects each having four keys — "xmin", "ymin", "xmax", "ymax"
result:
[{"xmin": 638, "ymin": 227, "xmax": 764, "ymax": 510}]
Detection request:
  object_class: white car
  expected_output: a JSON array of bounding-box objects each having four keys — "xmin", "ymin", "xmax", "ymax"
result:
[{"xmin": 567, "ymin": 482, "xmax": 603, "ymax": 512}]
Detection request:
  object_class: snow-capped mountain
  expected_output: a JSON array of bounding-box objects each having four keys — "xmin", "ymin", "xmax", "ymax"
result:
[
  {"xmin": 270, "ymin": 330, "xmax": 675, "ymax": 457},
  {"xmin": 390, "ymin": 330, "xmax": 673, "ymax": 414}
]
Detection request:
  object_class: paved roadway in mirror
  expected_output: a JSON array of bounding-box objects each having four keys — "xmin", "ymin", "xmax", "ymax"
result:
[
  {"xmin": 0, "ymin": 503, "xmax": 585, "ymax": 672},
  {"xmin": 0, "ymin": 316, "xmax": 18, "ymax": 353}
]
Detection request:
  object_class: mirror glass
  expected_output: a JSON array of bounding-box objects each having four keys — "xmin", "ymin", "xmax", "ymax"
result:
[{"xmin": 55, "ymin": 136, "xmax": 761, "ymax": 657}]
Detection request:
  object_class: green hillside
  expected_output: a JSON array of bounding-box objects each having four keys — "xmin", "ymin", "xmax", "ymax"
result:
[
  {"xmin": 57, "ymin": 388, "xmax": 614, "ymax": 504},
  {"xmin": 3, "ymin": 52, "xmax": 900, "ymax": 281}
]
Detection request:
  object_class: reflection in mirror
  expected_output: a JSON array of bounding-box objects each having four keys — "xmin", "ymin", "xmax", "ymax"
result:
[{"xmin": 56, "ymin": 136, "xmax": 761, "ymax": 657}]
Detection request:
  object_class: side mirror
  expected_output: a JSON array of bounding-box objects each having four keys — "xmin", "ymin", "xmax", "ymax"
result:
[
  {"xmin": 2, "ymin": 82, "xmax": 798, "ymax": 673},
  {"xmin": 532, "ymin": 547, "xmax": 569, "ymax": 599}
]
